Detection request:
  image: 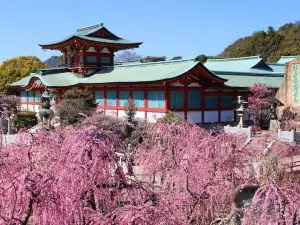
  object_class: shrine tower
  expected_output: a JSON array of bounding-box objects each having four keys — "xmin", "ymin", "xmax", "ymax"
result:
[{"xmin": 39, "ymin": 23, "xmax": 142, "ymax": 76}]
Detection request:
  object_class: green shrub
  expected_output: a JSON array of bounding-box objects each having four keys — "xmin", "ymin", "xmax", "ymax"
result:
[
  {"xmin": 56, "ymin": 89, "xmax": 96, "ymax": 125},
  {"xmin": 14, "ymin": 111, "xmax": 38, "ymax": 130},
  {"xmin": 62, "ymin": 89, "xmax": 96, "ymax": 108},
  {"xmin": 162, "ymin": 110, "xmax": 184, "ymax": 123},
  {"xmin": 83, "ymin": 112, "xmax": 151, "ymax": 147}
]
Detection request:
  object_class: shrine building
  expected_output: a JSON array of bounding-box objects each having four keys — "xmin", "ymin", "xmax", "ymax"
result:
[{"xmin": 8, "ymin": 23, "xmax": 297, "ymax": 123}]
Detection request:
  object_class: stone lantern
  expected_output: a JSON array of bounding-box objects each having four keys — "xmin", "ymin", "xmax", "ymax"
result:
[
  {"xmin": 39, "ymin": 88, "xmax": 53, "ymax": 127},
  {"xmin": 236, "ymin": 96, "xmax": 248, "ymax": 128}
]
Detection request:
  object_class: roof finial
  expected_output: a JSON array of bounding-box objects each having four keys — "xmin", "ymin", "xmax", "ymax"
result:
[{"xmin": 100, "ymin": 23, "xmax": 104, "ymax": 26}]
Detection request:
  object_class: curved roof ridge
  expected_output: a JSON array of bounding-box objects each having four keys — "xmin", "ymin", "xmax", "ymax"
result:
[
  {"xmin": 207, "ymin": 56, "xmax": 261, "ymax": 62},
  {"xmin": 277, "ymin": 55, "xmax": 300, "ymax": 64},
  {"xmin": 204, "ymin": 56, "xmax": 275, "ymax": 73},
  {"xmin": 280, "ymin": 55, "xmax": 300, "ymax": 58},
  {"xmin": 111, "ymin": 58, "xmax": 197, "ymax": 68},
  {"xmin": 39, "ymin": 24, "xmax": 142, "ymax": 47},
  {"xmin": 76, "ymin": 23, "xmax": 102, "ymax": 33}
]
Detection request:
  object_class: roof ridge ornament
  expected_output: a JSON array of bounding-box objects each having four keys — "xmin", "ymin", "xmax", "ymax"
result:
[
  {"xmin": 207, "ymin": 56, "xmax": 262, "ymax": 62},
  {"xmin": 76, "ymin": 24, "xmax": 102, "ymax": 32}
]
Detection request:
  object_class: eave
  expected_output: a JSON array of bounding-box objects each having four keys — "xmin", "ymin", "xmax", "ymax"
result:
[{"xmin": 39, "ymin": 36, "xmax": 142, "ymax": 51}]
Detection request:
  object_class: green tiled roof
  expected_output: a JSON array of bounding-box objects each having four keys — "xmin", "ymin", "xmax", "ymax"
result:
[
  {"xmin": 204, "ymin": 56, "xmax": 278, "ymax": 75},
  {"xmin": 266, "ymin": 56, "xmax": 300, "ymax": 74},
  {"xmin": 10, "ymin": 71, "xmax": 81, "ymax": 87},
  {"xmin": 39, "ymin": 24, "xmax": 142, "ymax": 47},
  {"xmin": 8, "ymin": 57, "xmax": 285, "ymax": 89},
  {"xmin": 220, "ymin": 74, "xmax": 283, "ymax": 88},
  {"xmin": 266, "ymin": 63, "xmax": 285, "ymax": 73},
  {"xmin": 277, "ymin": 56, "xmax": 300, "ymax": 64},
  {"xmin": 9, "ymin": 59, "xmax": 216, "ymax": 87}
]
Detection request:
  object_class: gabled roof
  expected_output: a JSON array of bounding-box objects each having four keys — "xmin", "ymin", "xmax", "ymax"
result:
[
  {"xmin": 266, "ymin": 56, "xmax": 300, "ymax": 74},
  {"xmin": 204, "ymin": 56, "xmax": 275, "ymax": 75},
  {"xmin": 219, "ymin": 74, "xmax": 283, "ymax": 88},
  {"xmin": 9, "ymin": 59, "xmax": 225, "ymax": 88},
  {"xmin": 276, "ymin": 56, "xmax": 300, "ymax": 64},
  {"xmin": 39, "ymin": 23, "xmax": 142, "ymax": 47}
]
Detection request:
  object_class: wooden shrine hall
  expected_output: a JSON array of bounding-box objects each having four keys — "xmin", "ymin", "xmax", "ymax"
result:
[{"xmin": 9, "ymin": 23, "xmax": 291, "ymax": 123}]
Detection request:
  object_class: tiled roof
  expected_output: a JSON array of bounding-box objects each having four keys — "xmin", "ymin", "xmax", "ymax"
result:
[
  {"xmin": 266, "ymin": 63, "xmax": 285, "ymax": 74},
  {"xmin": 10, "ymin": 59, "xmax": 220, "ymax": 87},
  {"xmin": 39, "ymin": 24, "xmax": 142, "ymax": 47},
  {"xmin": 277, "ymin": 56, "xmax": 300, "ymax": 64},
  {"xmin": 219, "ymin": 74, "xmax": 283, "ymax": 88},
  {"xmin": 204, "ymin": 56, "xmax": 278, "ymax": 75},
  {"xmin": 9, "ymin": 56, "xmax": 288, "ymax": 89}
]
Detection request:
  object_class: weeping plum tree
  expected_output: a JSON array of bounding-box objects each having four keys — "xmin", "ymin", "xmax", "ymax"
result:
[
  {"xmin": 136, "ymin": 122, "xmax": 257, "ymax": 224},
  {"xmin": 248, "ymin": 84, "xmax": 275, "ymax": 129},
  {"xmin": 136, "ymin": 123, "xmax": 300, "ymax": 224},
  {"xmin": 0, "ymin": 126, "xmax": 171, "ymax": 225},
  {"xmin": 1, "ymin": 121, "xmax": 300, "ymax": 224},
  {"xmin": 241, "ymin": 135, "xmax": 300, "ymax": 225}
]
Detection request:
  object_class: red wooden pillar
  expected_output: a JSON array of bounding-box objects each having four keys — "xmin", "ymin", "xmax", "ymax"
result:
[
  {"xmin": 234, "ymin": 89, "xmax": 237, "ymax": 122},
  {"xmin": 218, "ymin": 92, "xmax": 221, "ymax": 123},
  {"xmin": 201, "ymin": 91, "xmax": 205, "ymax": 123},
  {"xmin": 82, "ymin": 48, "xmax": 87, "ymax": 66},
  {"xmin": 144, "ymin": 90, "xmax": 148, "ymax": 120},
  {"xmin": 165, "ymin": 86, "xmax": 169, "ymax": 113},
  {"xmin": 103, "ymin": 88, "xmax": 106, "ymax": 113},
  {"xmin": 116, "ymin": 90, "xmax": 119, "ymax": 117},
  {"xmin": 64, "ymin": 54, "xmax": 68, "ymax": 65},
  {"xmin": 96, "ymin": 47, "xmax": 101, "ymax": 65},
  {"xmin": 184, "ymin": 86, "xmax": 188, "ymax": 120}
]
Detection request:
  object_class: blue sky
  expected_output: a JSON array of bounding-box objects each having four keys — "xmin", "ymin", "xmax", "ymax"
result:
[{"xmin": 0, "ymin": 0, "xmax": 299, "ymax": 64}]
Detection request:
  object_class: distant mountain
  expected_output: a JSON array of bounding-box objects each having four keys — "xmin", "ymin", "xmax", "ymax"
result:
[
  {"xmin": 43, "ymin": 56, "xmax": 63, "ymax": 68},
  {"xmin": 218, "ymin": 22, "xmax": 300, "ymax": 62}
]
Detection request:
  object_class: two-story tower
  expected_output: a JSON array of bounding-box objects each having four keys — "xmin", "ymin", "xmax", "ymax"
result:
[{"xmin": 39, "ymin": 23, "xmax": 142, "ymax": 76}]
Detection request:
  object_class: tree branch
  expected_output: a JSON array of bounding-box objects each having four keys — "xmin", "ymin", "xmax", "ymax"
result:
[{"xmin": 21, "ymin": 196, "xmax": 34, "ymax": 225}]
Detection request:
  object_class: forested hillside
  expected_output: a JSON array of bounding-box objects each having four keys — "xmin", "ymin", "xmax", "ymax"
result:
[
  {"xmin": 43, "ymin": 56, "xmax": 63, "ymax": 67},
  {"xmin": 218, "ymin": 22, "xmax": 300, "ymax": 62}
]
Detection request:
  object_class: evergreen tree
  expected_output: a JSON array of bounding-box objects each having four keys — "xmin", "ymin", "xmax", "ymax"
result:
[{"xmin": 0, "ymin": 56, "xmax": 48, "ymax": 94}]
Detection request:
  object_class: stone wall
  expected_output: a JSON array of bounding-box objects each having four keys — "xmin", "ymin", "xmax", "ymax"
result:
[{"xmin": 224, "ymin": 125, "xmax": 252, "ymax": 139}]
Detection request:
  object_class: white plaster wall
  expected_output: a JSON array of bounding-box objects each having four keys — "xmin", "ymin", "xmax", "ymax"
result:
[
  {"xmin": 117, "ymin": 110, "xmax": 144, "ymax": 119},
  {"xmin": 170, "ymin": 82, "xmax": 184, "ymax": 87},
  {"xmin": 21, "ymin": 104, "xmax": 28, "ymax": 111},
  {"xmin": 220, "ymin": 110, "xmax": 234, "ymax": 122},
  {"xmin": 96, "ymin": 107, "xmax": 105, "ymax": 113},
  {"xmin": 27, "ymin": 104, "xmax": 34, "ymax": 112},
  {"xmin": 146, "ymin": 112, "xmax": 165, "ymax": 123},
  {"xmin": 101, "ymin": 47, "xmax": 110, "ymax": 53},
  {"xmin": 175, "ymin": 111, "xmax": 185, "ymax": 119},
  {"xmin": 187, "ymin": 111, "xmax": 202, "ymax": 123},
  {"xmin": 135, "ymin": 111, "xmax": 145, "ymax": 119},
  {"xmin": 34, "ymin": 105, "xmax": 40, "ymax": 113},
  {"xmin": 204, "ymin": 111, "xmax": 218, "ymax": 123},
  {"xmin": 87, "ymin": 46, "xmax": 97, "ymax": 52},
  {"xmin": 118, "ymin": 110, "xmax": 126, "ymax": 118},
  {"xmin": 106, "ymin": 109, "xmax": 117, "ymax": 117},
  {"xmin": 188, "ymin": 83, "xmax": 201, "ymax": 87}
]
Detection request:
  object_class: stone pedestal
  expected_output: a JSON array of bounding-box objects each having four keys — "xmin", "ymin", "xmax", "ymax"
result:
[
  {"xmin": 237, "ymin": 112, "xmax": 244, "ymax": 127},
  {"xmin": 8, "ymin": 116, "xmax": 12, "ymax": 135},
  {"xmin": 270, "ymin": 120, "xmax": 280, "ymax": 134}
]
